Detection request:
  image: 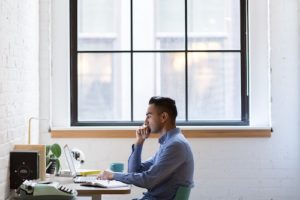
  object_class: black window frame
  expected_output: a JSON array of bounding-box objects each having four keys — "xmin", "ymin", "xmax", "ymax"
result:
[{"xmin": 70, "ymin": 0, "xmax": 249, "ymax": 126}]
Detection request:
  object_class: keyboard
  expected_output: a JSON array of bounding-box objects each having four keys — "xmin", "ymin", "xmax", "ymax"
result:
[{"xmin": 74, "ymin": 176, "xmax": 97, "ymax": 183}]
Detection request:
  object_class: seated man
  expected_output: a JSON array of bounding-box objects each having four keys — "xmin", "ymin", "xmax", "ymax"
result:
[{"xmin": 99, "ymin": 96, "xmax": 194, "ymax": 200}]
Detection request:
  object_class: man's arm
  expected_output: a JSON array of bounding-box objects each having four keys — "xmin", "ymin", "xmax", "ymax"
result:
[
  {"xmin": 99, "ymin": 145, "xmax": 157, "ymax": 181},
  {"xmin": 128, "ymin": 124, "xmax": 153, "ymax": 172},
  {"xmin": 113, "ymin": 141, "xmax": 187, "ymax": 189},
  {"xmin": 99, "ymin": 125, "xmax": 153, "ymax": 180},
  {"xmin": 128, "ymin": 144, "xmax": 156, "ymax": 173}
]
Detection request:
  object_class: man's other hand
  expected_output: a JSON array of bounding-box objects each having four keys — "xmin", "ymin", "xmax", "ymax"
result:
[{"xmin": 97, "ymin": 170, "xmax": 114, "ymax": 180}]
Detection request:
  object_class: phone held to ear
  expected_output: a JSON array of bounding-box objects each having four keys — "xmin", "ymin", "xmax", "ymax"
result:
[{"xmin": 17, "ymin": 180, "xmax": 77, "ymax": 200}]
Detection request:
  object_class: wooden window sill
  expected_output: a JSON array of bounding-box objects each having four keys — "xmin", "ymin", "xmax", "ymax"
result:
[{"xmin": 51, "ymin": 128, "xmax": 271, "ymax": 138}]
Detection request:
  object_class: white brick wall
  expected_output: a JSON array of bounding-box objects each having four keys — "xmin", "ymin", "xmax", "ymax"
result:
[{"xmin": 0, "ymin": 0, "xmax": 39, "ymax": 199}]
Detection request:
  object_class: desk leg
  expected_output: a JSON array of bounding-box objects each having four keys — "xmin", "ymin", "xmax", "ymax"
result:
[{"xmin": 91, "ymin": 195, "xmax": 101, "ymax": 200}]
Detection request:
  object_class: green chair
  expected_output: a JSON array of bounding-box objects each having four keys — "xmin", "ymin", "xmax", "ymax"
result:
[{"xmin": 174, "ymin": 186, "xmax": 191, "ymax": 200}]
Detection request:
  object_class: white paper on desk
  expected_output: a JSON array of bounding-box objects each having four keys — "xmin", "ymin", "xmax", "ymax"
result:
[{"xmin": 81, "ymin": 180, "xmax": 128, "ymax": 188}]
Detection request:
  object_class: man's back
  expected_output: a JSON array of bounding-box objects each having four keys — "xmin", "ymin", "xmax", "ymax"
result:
[{"xmin": 144, "ymin": 128, "xmax": 194, "ymax": 199}]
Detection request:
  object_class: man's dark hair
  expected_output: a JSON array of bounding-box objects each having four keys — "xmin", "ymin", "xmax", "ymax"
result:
[{"xmin": 149, "ymin": 96, "xmax": 178, "ymax": 122}]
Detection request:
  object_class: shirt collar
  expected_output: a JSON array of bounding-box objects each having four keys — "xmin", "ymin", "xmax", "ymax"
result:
[{"xmin": 158, "ymin": 127, "xmax": 180, "ymax": 144}]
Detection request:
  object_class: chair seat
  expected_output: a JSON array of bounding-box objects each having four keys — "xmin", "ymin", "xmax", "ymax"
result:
[
  {"xmin": 174, "ymin": 186, "xmax": 191, "ymax": 200},
  {"xmin": 132, "ymin": 186, "xmax": 191, "ymax": 200}
]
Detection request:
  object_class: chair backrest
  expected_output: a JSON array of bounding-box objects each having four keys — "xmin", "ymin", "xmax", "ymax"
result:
[{"xmin": 174, "ymin": 186, "xmax": 191, "ymax": 200}]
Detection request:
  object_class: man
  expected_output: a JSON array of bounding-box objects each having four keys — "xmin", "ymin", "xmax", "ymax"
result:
[{"xmin": 99, "ymin": 96, "xmax": 194, "ymax": 200}]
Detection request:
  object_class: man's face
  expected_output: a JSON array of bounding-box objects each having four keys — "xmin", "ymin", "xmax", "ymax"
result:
[{"xmin": 144, "ymin": 104, "xmax": 163, "ymax": 134}]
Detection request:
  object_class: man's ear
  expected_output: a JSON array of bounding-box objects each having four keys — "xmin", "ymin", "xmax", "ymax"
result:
[{"xmin": 161, "ymin": 112, "xmax": 169, "ymax": 122}]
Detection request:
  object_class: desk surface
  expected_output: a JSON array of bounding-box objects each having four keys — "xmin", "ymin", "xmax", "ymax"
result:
[{"xmin": 52, "ymin": 176, "xmax": 131, "ymax": 197}]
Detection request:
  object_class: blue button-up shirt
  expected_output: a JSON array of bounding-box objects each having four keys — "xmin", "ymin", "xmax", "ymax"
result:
[{"xmin": 113, "ymin": 128, "xmax": 194, "ymax": 200}]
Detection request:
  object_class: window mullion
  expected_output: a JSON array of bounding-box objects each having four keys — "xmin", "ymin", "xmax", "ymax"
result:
[
  {"xmin": 185, "ymin": 0, "xmax": 188, "ymax": 122},
  {"xmin": 130, "ymin": 0, "xmax": 133, "ymax": 122}
]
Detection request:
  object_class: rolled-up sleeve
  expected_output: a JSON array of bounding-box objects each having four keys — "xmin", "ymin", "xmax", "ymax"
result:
[{"xmin": 114, "ymin": 141, "xmax": 186, "ymax": 189}]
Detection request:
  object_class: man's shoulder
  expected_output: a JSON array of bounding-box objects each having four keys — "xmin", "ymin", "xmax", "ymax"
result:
[
  {"xmin": 167, "ymin": 133, "xmax": 190, "ymax": 149},
  {"xmin": 172, "ymin": 131, "xmax": 188, "ymax": 142}
]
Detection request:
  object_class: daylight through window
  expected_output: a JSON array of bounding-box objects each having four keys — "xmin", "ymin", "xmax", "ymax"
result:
[{"xmin": 70, "ymin": 0, "xmax": 248, "ymax": 126}]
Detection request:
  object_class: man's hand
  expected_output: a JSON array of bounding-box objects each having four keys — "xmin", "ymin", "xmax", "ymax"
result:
[
  {"xmin": 97, "ymin": 170, "xmax": 114, "ymax": 180},
  {"xmin": 135, "ymin": 124, "xmax": 150, "ymax": 145}
]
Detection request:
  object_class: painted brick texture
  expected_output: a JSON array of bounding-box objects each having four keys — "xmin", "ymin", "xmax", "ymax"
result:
[{"xmin": 0, "ymin": 0, "xmax": 39, "ymax": 199}]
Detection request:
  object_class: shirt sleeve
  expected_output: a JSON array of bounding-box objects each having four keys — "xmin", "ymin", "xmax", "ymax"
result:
[
  {"xmin": 114, "ymin": 141, "xmax": 187, "ymax": 189},
  {"xmin": 128, "ymin": 144, "xmax": 156, "ymax": 173}
]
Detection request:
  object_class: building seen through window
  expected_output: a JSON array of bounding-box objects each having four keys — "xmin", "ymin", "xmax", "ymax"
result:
[{"xmin": 72, "ymin": 0, "xmax": 247, "ymax": 125}]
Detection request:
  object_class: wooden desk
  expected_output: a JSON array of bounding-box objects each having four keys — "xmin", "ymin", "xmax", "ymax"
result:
[{"xmin": 53, "ymin": 176, "xmax": 131, "ymax": 200}]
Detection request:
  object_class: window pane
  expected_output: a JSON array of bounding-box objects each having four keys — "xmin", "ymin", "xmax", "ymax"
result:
[
  {"xmin": 188, "ymin": 0, "xmax": 240, "ymax": 50},
  {"xmin": 77, "ymin": 0, "xmax": 130, "ymax": 51},
  {"xmin": 188, "ymin": 53, "xmax": 241, "ymax": 120},
  {"xmin": 72, "ymin": 0, "xmax": 246, "ymax": 125},
  {"xmin": 78, "ymin": 53, "xmax": 131, "ymax": 121},
  {"xmin": 133, "ymin": 0, "xmax": 185, "ymax": 50},
  {"xmin": 133, "ymin": 53, "xmax": 185, "ymax": 121}
]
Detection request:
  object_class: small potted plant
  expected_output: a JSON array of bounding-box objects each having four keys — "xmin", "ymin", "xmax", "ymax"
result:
[{"xmin": 46, "ymin": 143, "xmax": 62, "ymax": 174}]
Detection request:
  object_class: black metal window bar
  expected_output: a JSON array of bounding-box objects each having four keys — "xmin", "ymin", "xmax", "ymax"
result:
[{"xmin": 70, "ymin": 0, "xmax": 249, "ymax": 126}]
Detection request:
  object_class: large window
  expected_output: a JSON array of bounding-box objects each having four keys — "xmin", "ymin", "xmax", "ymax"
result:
[{"xmin": 70, "ymin": 0, "xmax": 248, "ymax": 126}]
